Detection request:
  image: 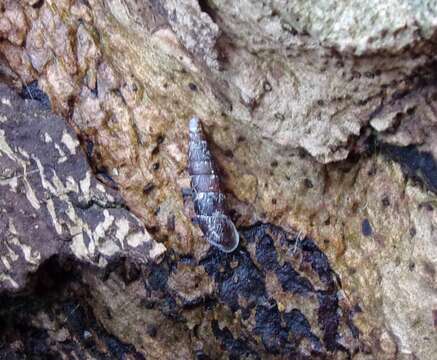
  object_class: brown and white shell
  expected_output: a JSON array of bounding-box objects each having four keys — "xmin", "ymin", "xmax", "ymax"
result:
[{"xmin": 187, "ymin": 117, "xmax": 239, "ymax": 253}]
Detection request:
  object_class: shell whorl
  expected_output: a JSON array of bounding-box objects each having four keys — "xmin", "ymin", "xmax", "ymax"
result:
[{"xmin": 188, "ymin": 117, "xmax": 239, "ymax": 253}]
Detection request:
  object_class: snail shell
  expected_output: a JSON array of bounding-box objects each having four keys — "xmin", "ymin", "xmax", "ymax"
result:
[{"xmin": 187, "ymin": 117, "xmax": 239, "ymax": 253}]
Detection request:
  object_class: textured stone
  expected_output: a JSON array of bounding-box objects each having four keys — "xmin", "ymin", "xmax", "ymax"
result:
[
  {"xmin": 160, "ymin": 0, "xmax": 221, "ymax": 70},
  {"xmin": 164, "ymin": 0, "xmax": 437, "ymax": 162},
  {"xmin": 0, "ymin": 84, "xmax": 165, "ymax": 292},
  {"xmin": 1, "ymin": 0, "xmax": 437, "ymax": 359}
]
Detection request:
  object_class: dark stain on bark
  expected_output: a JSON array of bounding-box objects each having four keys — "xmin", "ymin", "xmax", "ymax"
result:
[
  {"xmin": 0, "ymin": 257, "xmax": 144, "ymax": 359},
  {"xmin": 0, "ymin": 224, "xmax": 359, "ymax": 359},
  {"xmin": 361, "ymin": 219, "xmax": 373, "ymax": 237},
  {"xmin": 19, "ymin": 81, "xmax": 51, "ymax": 109},
  {"xmin": 380, "ymin": 143, "xmax": 437, "ymax": 194},
  {"xmin": 211, "ymin": 320, "xmax": 259, "ymax": 360},
  {"xmin": 200, "ymin": 223, "xmax": 355, "ymax": 357}
]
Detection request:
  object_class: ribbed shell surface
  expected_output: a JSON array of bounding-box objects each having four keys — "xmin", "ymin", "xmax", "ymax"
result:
[{"xmin": 187, "ymin": 117, "xmax": 239, "ymax": 253}]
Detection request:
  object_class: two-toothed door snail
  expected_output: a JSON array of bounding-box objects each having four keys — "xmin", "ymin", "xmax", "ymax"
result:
[{"xmin": 187, "ymin": 117, "xmax": 239, "ymax": 253}]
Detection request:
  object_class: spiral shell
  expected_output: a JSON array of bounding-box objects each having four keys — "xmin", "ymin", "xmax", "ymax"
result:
[{"xmin": 188, "ymin": 117, "xmax": 239, "ymax": 253}]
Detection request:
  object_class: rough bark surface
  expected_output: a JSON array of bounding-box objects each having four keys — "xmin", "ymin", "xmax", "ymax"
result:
[
  {"xmin": 0, "ymin": 84, "xmax": 165, "ymax": 292},
  {"xmin": 1, "ymin": 0, "xmax": 437, "ymax": 359}
]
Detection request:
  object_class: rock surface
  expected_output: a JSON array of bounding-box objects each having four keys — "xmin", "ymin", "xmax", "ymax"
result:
[
  {"xmin": 0, "ymin": 84, "xmax": 165, "ymax": 292},
  {"xmin": 0, "ymin": 0, "xmax": 437, "ymax": 359}
]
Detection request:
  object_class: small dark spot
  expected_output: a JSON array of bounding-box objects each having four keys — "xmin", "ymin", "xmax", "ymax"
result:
[
  {"xmin": 351, "ymin": 202, "xmax": 359, "ymax": 214},
  {"xmin": 143, "ymin": 182, "xmax": 155, "ymax": 195},
  {"xmin": 146, "ymin": 225, "xmax": 160, "ymax": 234},
  {"xmin": 151, "ymin": 145, "xmax": 160, "ymax": 156},
  {"xmin": 317, "ymin": 99, "xmax": 325, "ymax": 106},
  {"xmin": 19, "ymin": 81, "xmax": 51, "ymax": 109},
  {"xmin": 161, "ymin": 297, "xmax": 179, "ymax": 318},
  {"xmin": 195, "ymin": 351, "xmax": 211, "ymax": 360},
  {"xmin": 433, "ymin": 310, "xmax": 437, "ymax": 329},
  {"xmin": 255, "ymin": 235, "xmax": 278, "ymax": 272},
  {"xmin": 228, "ymin": 208, "xmax": 240, "ymax": 223},
  {"xmin": 367, "ymin": 165, "xmax": 377, "ymax": 176},
  {"xmin": 419, "ymin": 202, "xmax": 434, "ymax": 211},
  {"xmin": 361, "ymin": 219, "xmax": 373, "ymax": 237},
  {"xmin": 91, "ymin": 83, "xmax": 98, "ymax": 97},
  {"xmin": 141, "ymin": 298, "xmax": 155, "ymax": 309},
  {"xmin": 237, "ymin": 135, "xmax": 245, "ymax": 143},
  {"xmin": 83, "ymin": 138, "xmax": 94, "ymax": 160},
  {"xmin": 364, "ymin": 71, "xmax": 375, "ymax": 79},
  {"xmin": 96, "ymin": 171, "xmax": 119, "ymax": 190},
  {"xmin": 146, "ymin": 325, "xmax": 157, "ymax": 337},
  {"xmin": 270, "ymin": 160, "xmax": 278, "ymax": 168},
  {"xmin": 188, "ymin": 83, "xmax": 197, "ymax": 91},
  {"xmin": 423, "ymin": 261, "xmax": 436, "ymax": 278},
  {"xmin": 394, "ymin": 111, "xmax": 404, "ymax": 122},
  {"xmin": 243, "ymin": 97, "xmax": 258, "ymax": 110},
  {"xmin": 298, "ymin": 148, "xmax": 307, "ymax": 158},
  {"xmin": 351, "ymin": 71, "xmax": 361, "ymax": 79},
  {"xmin": 350, "ymin": 304, "xmax": 362, "ymax": 315},
  {"xmin": 381, "ymin": 196, "xmax": 390, "ymax": 207},
  {"xmin": 240, "ymin": 308, "xmax": 251, "ymax": 321},
  {"xmin": 181, "ymin": 188, "xmax": 192, "ymax": 199},
  {"xmin": 271, "ymin": 198, "xmax": 277, "ymax": 205},
  {"xmin": 324, "ymin": 217, "xmax": 331, "ymax": 226},
  {"xmin": 391, "ymin": 89, "xmax": 409, "ymax": 102},
  {"xmin": 263, "ymin": 81, "xmax": 272, "ymax": 92},
  {"xmin": 224, "ymin": 149, "xmax": 234, "ymax": 158},
  {"xmin": 31, "ymin": 0, "xmax": 45, "ymax": 8},
  {"xmin": 152, "ymin": 162, "xmax": 160, "ymax": 171},
  {"xmin": 274, "ymin": 113, "xmax": 285, "ymax": 121},
  {"xmin": 105, "ymin": 307, "xmax": 113, "ymax": 319},
  {"xmin": 147, "ymin": 264, "xmax": 169, "ymax": 291},
  {"xmin": 167, "ymin": 215, "xmax": 175, "ymax": 232},
  {"xmin": 409, "ymin": 227, "xmax": 416, "ymax": 237},
  {"xmin": 157, "ymin": 134, "xmax": 165, "ymax": 144},
  {"xmin": 406, "ymin": 107, "xmax": 415, "ymax": 115},
  {"xmin": 303, "ymin": 178, "xmax": 313, "ymax": 188},
  {"xmin": 323, "ymin": 239, "xmax": 330, "ymax": 244},
  {"xmin": 289, "ymin": 27, "xmax": 299, "ymax": 36}
]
